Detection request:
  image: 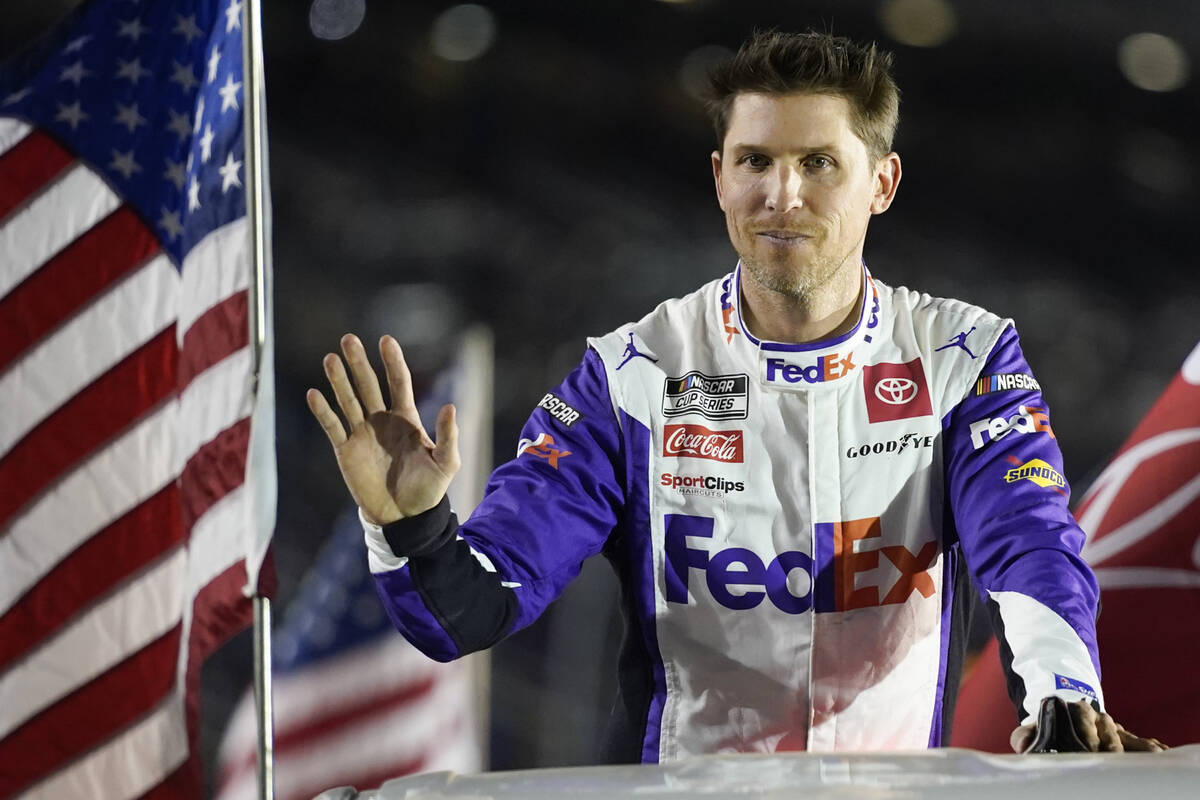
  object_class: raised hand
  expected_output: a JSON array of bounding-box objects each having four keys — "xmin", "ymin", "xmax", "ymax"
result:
[{"xmin": 307, "ymin": 334, "xmax": 460, "ymax": 525}]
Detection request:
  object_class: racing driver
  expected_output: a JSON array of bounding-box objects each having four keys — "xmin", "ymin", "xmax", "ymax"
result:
[{"xmin": 307, "ymin": 30, "xmax": 1165, "ymax": 759}]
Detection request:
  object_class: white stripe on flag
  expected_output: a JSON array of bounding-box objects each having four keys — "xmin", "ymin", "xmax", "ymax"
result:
[
  {"xmin": 177, "ymin": 345, "xmax": 254, "ymax": 459},
  {"xmin": 187, "ymin": 484, "xmax": 251, "ymax": 595},
  {"xmin": 223, "ymin": 663, "xmax": 473, "ymax": 800},
  {"xmin": 17, "ymin": 691, "xmax": 189, "ymax": 800},
  {"xmin": 0, "ymin": 402, "xmax": 176, "ymax": 616},
  {"xmin": 0, "ymin": 163, "xmax": 120, "ymax": 297},
  {"xmin": 177, "ymin": 216, "xmax": 249, "ymax": 338},
  {"xmin": 1095, "ymin": 566, "xmax": 1200, "ymax": 589},
  {"xmin": 277, "ymin": 666, "xmax": 472, "ymax": 798},
  {"xmin": 0, "ymin": 117, "xmax": 31, "ymax": 155},
  {"xmin": 0, "ymin": 254, "xmax": 178, "ymax": 457},
  {"xmin": 0, "ymin": 548, "xmax": 186, "ymax": 739},
  {"xmin": 218, "ymin": 635, "xmax": 441, "ymax": 762}
]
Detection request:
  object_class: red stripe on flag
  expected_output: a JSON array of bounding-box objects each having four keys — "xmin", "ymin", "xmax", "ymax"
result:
[
  {"xmin": 180, "ymin": 417, "xmax": 251, "ymax": 534},
  {"xmin": 0, "ymin": 485, "xmax": 182, "ymax": 673},
  {"xmin": 0, "ymin": 327, "xmax": 177, "ymax": 528},
  {"xmin": 0, "ymin": 624, "xmax": 183, "ymax": 798},
  {"xmin": 0, "ymin": 207, "xmax": 161, "ymax": 371},
  {"xmin": 177, "ymin": 289, "xmax": 249, "ymax": 389},
  {"xmin": 0, "ymin": 129, "xmax": 73, "ymax": 221},
  {"xmin": 218, "ymin": 674, "xmax": 439, "ymax": 788}
]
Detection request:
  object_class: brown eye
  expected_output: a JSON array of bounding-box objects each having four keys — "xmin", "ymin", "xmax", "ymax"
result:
[{"xmin": 741, "ymin": 154, "xmax": 769, "ymax": 169}]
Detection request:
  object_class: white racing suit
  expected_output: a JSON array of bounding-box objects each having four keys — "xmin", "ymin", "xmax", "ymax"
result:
[{"xmin": 363, "ymin": 265, "xmax": 1104, "ymax": 761}]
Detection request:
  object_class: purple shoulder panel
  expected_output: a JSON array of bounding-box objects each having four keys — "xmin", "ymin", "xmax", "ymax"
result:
[
  {"xmin": 459, "ymin": 348, "xmax": 625, "ymax": 632},
  {"xmin": 372, "ymin": 565, "xmax": 459, "ymax": 662},
  {"xmin": 942, "ymin": 326, "xmax": 1101, "ymax": 667}
]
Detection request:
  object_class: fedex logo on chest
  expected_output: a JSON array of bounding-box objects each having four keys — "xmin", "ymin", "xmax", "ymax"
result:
[{"xmin": 664, "ymin": 515, "xmax": 937, "ymax": 615}]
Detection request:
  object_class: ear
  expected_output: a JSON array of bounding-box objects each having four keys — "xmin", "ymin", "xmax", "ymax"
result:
[
  {"xmin": 870, "ymin": 152, "xmax": 902, "ymax": 215},
  {"xmin": 712, "ymin": 150, "xmax": 726, "ymax": 211}
]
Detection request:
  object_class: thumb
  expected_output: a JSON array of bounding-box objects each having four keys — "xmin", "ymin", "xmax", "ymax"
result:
[
  {"xmin": 432, "ymin": 403, "xmax": 461, "ymax": 474},
  {"xmin": 1011, "ymin": 723, "xmax": 1035, "ymax": 753}
]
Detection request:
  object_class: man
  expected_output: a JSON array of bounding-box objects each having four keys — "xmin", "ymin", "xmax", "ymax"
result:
[{"xmin": 307, "ymin": 31, "xmax": 1163, "ymax": 759}]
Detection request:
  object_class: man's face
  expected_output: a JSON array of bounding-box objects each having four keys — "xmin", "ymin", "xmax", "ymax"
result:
[{"xmin": 712, "ymin": 92, "xmax": 900, "ymax": 300}]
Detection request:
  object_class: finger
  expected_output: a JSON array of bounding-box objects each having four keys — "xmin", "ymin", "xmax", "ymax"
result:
[
  {"xmin": 323, "ymin": 352, "xmax": 364, "ymax": 427},
  {"xmin": 433, "ymin": 403, "xmax": 461, "ymax": 474},
  {"xmin": 1011, "ymin": 724, "xmax": 1035, "ymax": 753},
  {"xmin": 1095, "ymin": 713, "xmax": 1123, "ymax": 752},
  {"xmin": 1068, "ymin": 702, "xmax": 1101, "ymax": 750},
  {"xmin": 341, "ymin": 334, "xmax": 386, "ymax": 416},
  {"xmin": 380, "ymin": 335, "xmax": 421, "ymax": 422},
  {"xmin": 1118, "ymin": 728, "xmax": 1168, "ymax": 752},
  {"xmin": 306, "ymin": 388, "xmax": 348, "ymax": 446}
]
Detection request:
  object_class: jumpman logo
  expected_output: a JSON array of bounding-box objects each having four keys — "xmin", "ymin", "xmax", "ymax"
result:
[
  {"xmin": 617, "ymin": 333, "xmax": 658, "ymax": 370},
  {"xmin": 935, "ymin": 326, "xmax": 977, "ymax": 359}
]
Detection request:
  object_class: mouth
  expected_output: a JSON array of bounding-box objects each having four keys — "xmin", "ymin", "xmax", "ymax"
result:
[{"xmin": 756, "ymin": 230, "xmax": 813, "ymax": 244}]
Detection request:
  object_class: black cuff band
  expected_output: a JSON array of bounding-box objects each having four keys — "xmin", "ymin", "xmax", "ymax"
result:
[{"xmin": 381, "ymin": 496, "xmax": 458, "ymax": 557}]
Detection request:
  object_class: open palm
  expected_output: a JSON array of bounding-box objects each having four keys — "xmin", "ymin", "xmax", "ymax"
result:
[{"xmin": 307, "ymin": 334, "xmax": 460, "ymax": 525}]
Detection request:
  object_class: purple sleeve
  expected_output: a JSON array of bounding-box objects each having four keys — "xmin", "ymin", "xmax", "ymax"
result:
[
  {"xmin": 459, "ymin": 347, "xmax": 625, "ymax": 631},
  {"xmin": 371, "ymin": 348, "xmax": 623, "ymax": 657},
  {"xmin": 943, "ymin": 326, "xmax": 1104, "ymax": 720}
]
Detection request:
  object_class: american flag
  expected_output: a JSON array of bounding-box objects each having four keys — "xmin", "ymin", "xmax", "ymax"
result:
[
  {"xmin": 0, "ymin": 0, "xmax": 276, "ymax": 797},
  {"xmin": 216, "ymin": 329, "xmax": 493, "ymax": 800}
]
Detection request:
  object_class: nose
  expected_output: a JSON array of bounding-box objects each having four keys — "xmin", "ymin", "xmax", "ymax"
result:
[{"xmin": 764, "ymin": 164, "xmax": 803, "ymax": 213}]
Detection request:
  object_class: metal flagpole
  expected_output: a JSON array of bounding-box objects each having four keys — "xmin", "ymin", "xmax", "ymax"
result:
[{"xmin": 241, "ymin": 0, "xmax": 274, "ymax": 798}]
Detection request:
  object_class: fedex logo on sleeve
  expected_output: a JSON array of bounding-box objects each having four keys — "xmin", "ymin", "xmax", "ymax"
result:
[
  {"xmin": 664, "ymin": 515, "xmax": 937, "ymax": 615},
  {"xmin": 969, "ymin": 405, "xmax": 1054, "ymax": 449}
]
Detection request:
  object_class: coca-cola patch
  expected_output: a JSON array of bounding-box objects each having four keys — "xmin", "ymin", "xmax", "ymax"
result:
[{"xmin": 662, "ymin": 424, "xmax": 744, "ymax": 463}]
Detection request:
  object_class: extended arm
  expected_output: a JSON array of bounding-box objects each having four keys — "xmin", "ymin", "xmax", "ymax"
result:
[
  {"xmin": 944, "ymin": 326, "xmax": 1164, "ymax": 751},
  {"xmin": 309, "ymin": 337, "xmax": 625, "ymax": 660}
]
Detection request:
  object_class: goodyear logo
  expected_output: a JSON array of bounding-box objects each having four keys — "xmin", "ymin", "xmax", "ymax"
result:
[{"xmin": 1004, "ymin": 459, "xmax": 1065, "ymax": 489}]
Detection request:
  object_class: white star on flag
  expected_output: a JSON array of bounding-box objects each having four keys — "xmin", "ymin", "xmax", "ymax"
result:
[
  {"xmin": 63, "ymin": 33, "xmax": 91, "ymax": 53},
  {"xmin": 187, "ymin": 175, "xmax": 201, "ymax": 211},
  {"xmin": 59, "ymin": 60, "xmax": 89, "ymax": 86},
  {"xmin": 194, "ymin": 96, "xmax": 205, "ymax": 133},
  {"xmin": 173, "ymin": 13, "xmax": 203, "ymax": 43},
  {"xmin": 171, "ymin": 61, "xmax": 199, "ymax": 92},
  {"xmin": 4, "ymin": 87, "xmax": 34, "ymax": 105},
  {"xmin": 163, "ymin": 159, "xmax": 186, "ymax": 190},
  {"xmin": 226, "ymin": 0, "xmax": 244, "ymax": 34},
  {"xmin": 208, "ymin": 47, "xmax": 222, "ymax": 83},
  {"xmin": 114, "ymin": 102, "xmax": 146, "ymax": 132},
  {"xmin": 157, "ymin": 207, "xmax": 183, "ymax": 240},
  {"xmin": 219, "ymin": 151, "xmax": 243, "ymax": 192},
  {"xmin": 109, "ymin": 149, "xmax": 141, "ymax": 178},
  {"xmin": 116, "ymin": 18, "xmax": 147, "ymax": 42},
  {"xmin": 55, "ymin": 101, "xmax": 88, "ymax": 129},
  {"xmin": 200, "ymin": 123, "xmax": 215, "ymax": 162},
  {"xmin": 218, "ymin": 74, "xmax": 242, "ymax": 113},
  {"xmin": 116, "ymin": 58, "xmax": 149, "ymax": 84}
]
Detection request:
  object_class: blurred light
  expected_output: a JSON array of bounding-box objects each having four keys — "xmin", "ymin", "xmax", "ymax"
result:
[
  {"xmin": 430, "ymin": 4, "xmax": 496, "ymax": 62},
  {"xmin": 879, "ymin": 0, "xmax": 956, "ymax": 48},
  {"xmin": 309, "ymin": 0, "xmax": 366, "ymax": 41},
  {"xmin": 1118, "ymin": 33, "xmax": 1189, "ymax": 92},
  {"xmin": 679, "ymin": 44, "xmax": 733, "ymax": 102},
  {"xmin": 1119, "ymin": 129, "xmax": 1192, "ymax": 198}
]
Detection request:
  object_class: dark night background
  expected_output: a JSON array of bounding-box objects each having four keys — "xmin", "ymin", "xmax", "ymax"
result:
[{"xmin": 3, "ymin": 0, "xmax": 1198, "ymax": 790}]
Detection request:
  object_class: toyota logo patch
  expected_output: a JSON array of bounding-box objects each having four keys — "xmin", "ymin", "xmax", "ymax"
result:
[
  {"xmin": 862, "ymin": 359, "xmax": 933, "ymax": 423},
  {"xmin": 874, "ymin": 377, "xmax": 918, "ymax": 405}
]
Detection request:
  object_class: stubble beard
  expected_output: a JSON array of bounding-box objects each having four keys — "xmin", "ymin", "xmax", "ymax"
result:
[{"xmin": 738, "ymin": 239, "xmax": 857, "ymax": 306}]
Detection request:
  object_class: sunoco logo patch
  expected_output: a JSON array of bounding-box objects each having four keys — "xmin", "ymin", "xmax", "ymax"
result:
[
  {"xmin": 662, "ymin": 372, "xmax": 749, "ymax": 420},
  {"xmin": 1004, "ymin": 458, "xmax": 1065, "ymax": 489}
]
